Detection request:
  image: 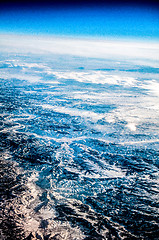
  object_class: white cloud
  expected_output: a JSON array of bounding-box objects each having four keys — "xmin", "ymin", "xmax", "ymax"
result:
[
  {"xmin": 41, "ymin": 104, "xmax": 106, "ymax": 122},
  {"xmin": 141, "ymin": 80, "xmax": 159, "ymax": 97},
  {"xmin": 48, "ymin": 71, "xmax": 137, "ymax": 86},
  {"xmin": 0, "ymin": 72, "xmax": 41, "ymax": 82},
  {"xmin": 1, "ymin": 34, "xmax": 159, "ymax": 62}
]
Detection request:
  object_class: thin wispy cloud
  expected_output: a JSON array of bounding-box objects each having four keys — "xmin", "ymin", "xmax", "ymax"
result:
[{"xmin": 1, "ymin": 35, "xmax": 159, "ymax": 62}]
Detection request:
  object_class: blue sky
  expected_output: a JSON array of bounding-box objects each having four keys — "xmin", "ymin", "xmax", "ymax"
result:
[{"xmin": 0, "ymin": 5, "xmax": 159, "ymax": 40}]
